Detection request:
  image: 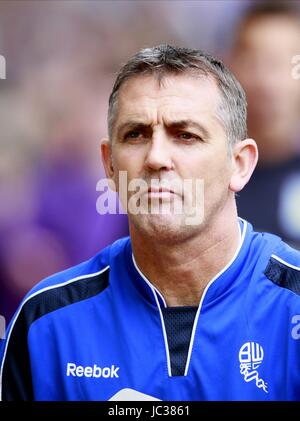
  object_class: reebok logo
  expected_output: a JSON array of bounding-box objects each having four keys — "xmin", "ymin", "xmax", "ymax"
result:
[{"xmin": 66, "ymin": 363, "xmax": 120, "ymax": 378}]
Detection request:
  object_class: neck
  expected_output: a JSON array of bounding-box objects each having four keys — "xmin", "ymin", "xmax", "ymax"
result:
[{"xmin": 130, "ymin": 204, "xmax": 241, "ymax": 307}]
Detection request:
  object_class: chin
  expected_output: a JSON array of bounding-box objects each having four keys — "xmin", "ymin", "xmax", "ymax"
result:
[{"xmin": 130, "ymin": 213, "xmax": 199, "ymax": 243}]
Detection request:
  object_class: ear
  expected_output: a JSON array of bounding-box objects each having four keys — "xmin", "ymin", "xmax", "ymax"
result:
[
  {"xmin": 100, "ymin": 138, "xmax": 118, "ymax": 192},
  {"xmin": 229, "ymin": 139, "xmax": 258, "ymax": 193},
  {"xmin": 101, "ymin": 138, "xmax": 114, "ymax": 179}
]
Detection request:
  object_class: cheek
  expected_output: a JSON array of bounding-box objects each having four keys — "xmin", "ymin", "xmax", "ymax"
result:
[
  {"xmin": 198, "ymin": 157, "xmax": 232, "ymax": 192},
  {"xmin": 113, "ymin": 149, "xmax": 144, "ymax": 182},
  {"xmin": 174, "ymin": 152, "xmax": 209, "ymax": 179},
  {"xmin": 179, "ymin": 152, "xmax": 228, "ymax": 182}
]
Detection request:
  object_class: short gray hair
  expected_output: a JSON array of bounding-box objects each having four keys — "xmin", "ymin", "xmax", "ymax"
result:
[{"xmin": 108, "ymin": 44, "xmax": 247, "ymax": 147}]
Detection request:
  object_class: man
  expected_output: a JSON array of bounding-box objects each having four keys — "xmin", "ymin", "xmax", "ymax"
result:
[
  {"xmin": 230, "ymin": 2, "xmax": 300, "ymax": 249},
  {"xmin": 1, "ymin": 45, "xmax": 300, "ymax": 401}
]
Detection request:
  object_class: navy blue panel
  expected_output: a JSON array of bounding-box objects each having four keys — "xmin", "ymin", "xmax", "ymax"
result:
[
  {"xmin": 162, "ymin": 306, "xmax": 198, "ymax": 377},
  {"xmin": 2, "ymin": 268, "xmax": 109, "ymax": 401}
]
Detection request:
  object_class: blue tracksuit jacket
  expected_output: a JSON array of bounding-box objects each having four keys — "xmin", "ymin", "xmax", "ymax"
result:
[{"xmin": 1, "ymin": 219, "xmax": 300, "ymax": 401}]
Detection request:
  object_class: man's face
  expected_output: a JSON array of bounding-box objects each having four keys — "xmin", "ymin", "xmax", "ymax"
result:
[{"xmin": 106, "ymin": 74, "xmax": 235, "ymax": 241}]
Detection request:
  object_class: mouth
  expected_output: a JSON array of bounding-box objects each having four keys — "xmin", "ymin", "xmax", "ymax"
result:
[{"xmin": 146, "ymin": 186, "xmax": 176, "ymax": 199}]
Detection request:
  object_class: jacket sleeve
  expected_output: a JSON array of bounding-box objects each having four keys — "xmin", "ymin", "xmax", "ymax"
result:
[{"xmin": 0, "ymin": 307, "xmax": 34, "ymax": 401}]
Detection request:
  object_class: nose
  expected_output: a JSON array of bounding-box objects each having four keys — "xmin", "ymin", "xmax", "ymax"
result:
[{"xmin": 144, "ymin": 133, "xmax": 174, "ymax": 172}]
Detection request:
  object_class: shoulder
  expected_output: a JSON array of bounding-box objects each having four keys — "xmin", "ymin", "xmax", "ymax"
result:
[
  {"xmin": 242, "ymin": 220, "xmax": 300, "ymax": 296},
  {"xmin": 8, "ymin": 236, "xmax": 130, "ymax": 328},
  {"xmin": 26, "ymin": 236, "xmax": 129, "ymax": 294},
  {"xmin": 264, "ymin": 241, "xmax": 300, "ymax": 296}
]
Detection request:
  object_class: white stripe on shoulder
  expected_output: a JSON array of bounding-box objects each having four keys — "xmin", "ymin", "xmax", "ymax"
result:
[
  {"xmin": 271, "ymin": 255, "xmax": 300, "ymax": 271},
  {"xmin": 22, "ymin": 265, "xmax": 110, "ymax": 304},
  {"xmin": 0, "ymin": 264, "xmax": 110, "ymax": 401}
]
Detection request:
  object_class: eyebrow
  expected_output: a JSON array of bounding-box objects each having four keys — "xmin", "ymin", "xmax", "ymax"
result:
[
  {"xmin": 116, "ymin": 121, "xmax": 148, "ymax": 138},
  {"xmin": 166, "ymin": 119, "xmax": 211, "ymax": 139},
  {"xmin": 116, "ymin": 119, "xmax": 211, "ymax": 139}
]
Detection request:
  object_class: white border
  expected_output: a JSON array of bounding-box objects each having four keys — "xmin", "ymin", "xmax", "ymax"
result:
[{"xmin": 0, "ymin": 265, "xmax": 110, "ymax": 401}]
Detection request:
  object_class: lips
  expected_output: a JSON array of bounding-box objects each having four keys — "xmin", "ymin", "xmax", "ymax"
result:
[
  {"xmin": 147, "ymin": 186, "xmax": 175, "ymax": 194},
  {"xmin": 145, "ymin": 185, "xmax": 179, "ymax": 200},
  {"xmin": 135, "ymin": 180, "xmax": 183, "ymax": 199},
  {"xmin": 147, "ymin": 191, "xmax": 175, "ymax": 199}
]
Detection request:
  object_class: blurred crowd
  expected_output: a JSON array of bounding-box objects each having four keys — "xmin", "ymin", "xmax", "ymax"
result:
[
  {"xmin": 229, "ymin": 2, "xmax": 300, "ymax": 249},
  {"xmin": 0, "ymin": 0, "xmax": 299, "ymax": 322}
]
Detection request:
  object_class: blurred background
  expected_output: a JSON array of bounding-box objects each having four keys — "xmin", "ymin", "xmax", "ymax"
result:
[{"xmin": 0, "ymin": 0, "xmax": 299, "ymax": 323}]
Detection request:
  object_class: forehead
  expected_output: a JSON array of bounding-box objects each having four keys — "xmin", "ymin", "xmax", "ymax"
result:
[{"xmin": 115, "ymin": 73, "xmax": 221, "ymax": 121}]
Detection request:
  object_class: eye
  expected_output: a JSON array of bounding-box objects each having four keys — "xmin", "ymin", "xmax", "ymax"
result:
[
  {"xmin": 125, "ymin": 130, "xmax": 142, "ymax": 139},
  {"xmin": 123, "ymin": 130, "xmax": 147, "ymax": 144},
  {"xmin": 177, "ymin": 132, "xmax": 201, "ymax": 142}
]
